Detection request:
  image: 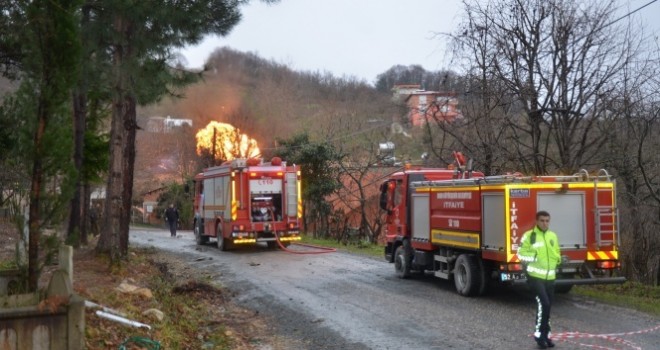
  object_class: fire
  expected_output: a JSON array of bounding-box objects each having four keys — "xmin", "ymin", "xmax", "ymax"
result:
[{"xmin": 195, "ymin": 121, "xmax": 260, "ymax": 161}]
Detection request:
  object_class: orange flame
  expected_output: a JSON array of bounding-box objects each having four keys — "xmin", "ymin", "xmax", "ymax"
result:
[{"xmin": 195, "ymin": 121, "xmax": 260, "ymax": 161}]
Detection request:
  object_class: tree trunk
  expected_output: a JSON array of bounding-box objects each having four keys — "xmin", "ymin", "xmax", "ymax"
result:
[
  {"xmin": 97, "ymin": 93, "xmax": 137, "ymax": 261},
  {"xmin": 96, "ymin": 14, "xmax": 136, "ymax": 262},
  {"xmin": 82, "ymin": 182, "xmax": 90, "ymax": 242},
  {"xmin": 28, "ymin": 102, "xmax": 48, "ymax": 291},
  {"xmin": 67, "ymin": 90, "xmax": 87, "ymax": 247}
]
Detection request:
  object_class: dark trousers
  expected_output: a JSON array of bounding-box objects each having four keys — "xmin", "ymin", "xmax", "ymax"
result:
[
  {"xmin": 90, "ymin": 219, "xmax": 99, "ymax": 236},
  {"xmin": 168, "ymin": 220, "xmax": 177, "ymax": 237},
  {"xmin": 528, "ymin": 276, "xmax": 555, "ymax": 340}
]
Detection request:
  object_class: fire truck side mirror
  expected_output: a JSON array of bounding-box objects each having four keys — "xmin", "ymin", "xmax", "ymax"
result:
[{"xmin": 184, "ymin": 183, "xmax": 190, "ymax": 194}]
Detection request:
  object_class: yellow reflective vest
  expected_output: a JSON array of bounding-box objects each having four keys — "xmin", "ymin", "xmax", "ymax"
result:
[{"xmin": 517, "ymin": 227, "xmax": 561, "ymax": 280}]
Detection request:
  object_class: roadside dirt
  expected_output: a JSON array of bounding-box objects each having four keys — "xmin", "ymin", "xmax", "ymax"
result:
[
  {"xmin": 0, "ymin": 222, "xmax": 285, "ymax": 350},
  {"xmin": 6, "ymin": 223, "xmax": 660, "ymax": 349}
]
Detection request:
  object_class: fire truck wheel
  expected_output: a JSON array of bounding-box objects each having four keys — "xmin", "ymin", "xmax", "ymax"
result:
[
  {"xmin": 216, "ymin": 225, "xmax": 232, "ymax": 251},
  {"xmin": 477, "ymin": 256, "xmax": 488, "ymax": 296},
  {"xmin": 194, "ymin": 221, "xmax": 208, "ymax": 245},
  {"xmin": 394, "ymin": 246, "xmax": 411, "ymax": 279},
  {"xmin": 454, "ymin": 254, "xmax": 480, "ymax": 296}
]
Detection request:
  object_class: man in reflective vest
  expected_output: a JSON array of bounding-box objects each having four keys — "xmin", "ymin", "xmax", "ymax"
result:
[{"xmin": 517, "ymin": 210, "xmax": 561, "ymax": 349}]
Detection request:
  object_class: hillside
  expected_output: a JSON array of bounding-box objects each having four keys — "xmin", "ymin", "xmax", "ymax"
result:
[{"xmin": 133, "ymin": 47, "xmax": 402, "ymax": 195}]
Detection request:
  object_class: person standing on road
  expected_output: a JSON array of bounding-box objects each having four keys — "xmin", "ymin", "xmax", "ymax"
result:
[
  {"xmin": 165, "ymin": 203, "xmax": 179, "ymax": 237},
  {"xmin": 89, "ymin": 203, "xmax": 101, "ymax": 236},
  {"xmin": 517, "ymin": 210, "xmax": 561, "ymax": 349}
]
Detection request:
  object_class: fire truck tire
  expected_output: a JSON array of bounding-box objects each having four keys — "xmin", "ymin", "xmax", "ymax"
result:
[
  {"xmin": 216, "ymin": 225, "xmax": 232, "ymax": 251},
  {"xmin": 394, "ymin": 246, "xmax": 411, "ymax": 279},
  {"xmin": 194, "ymin": 221, "xmax": 208, "ymax": 245},
  {"xmin": 477, "ymin": 257, "xmax": 488, "ymax": 296},
  {"xmin": 454, "ymin": 254, "xmax": 480, "ymax": 296}
]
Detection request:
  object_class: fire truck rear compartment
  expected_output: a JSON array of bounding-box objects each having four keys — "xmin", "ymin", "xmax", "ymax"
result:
[{"xmin": 250, "ymin": 194, "xmax": 282, "ymax": 222}]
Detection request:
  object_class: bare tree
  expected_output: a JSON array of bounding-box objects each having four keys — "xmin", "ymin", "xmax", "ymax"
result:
[
  {"xmin": 443, "ymin": 0, "xmax": 660, "ymax": 285},
  {"xmin": 335, "ymin": 134, "xmax": 391, "ymax": 244},
  {"xmin": 322, "ymin": 84, "xmax": 401, "ymax": 243},
  {"xmin": 455, "ymin": 0, "xmax": 642, "ymax": 174},
  {"xmin": 600, "ymin": 56, "xmax": 660, "ymax": 284}
]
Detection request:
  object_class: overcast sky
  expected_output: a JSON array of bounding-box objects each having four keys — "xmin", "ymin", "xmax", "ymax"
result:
[{"xmin": 179, "ymin": 0, "xmax": 659, "ymax": 85}]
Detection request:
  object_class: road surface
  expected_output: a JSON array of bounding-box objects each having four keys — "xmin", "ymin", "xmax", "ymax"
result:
[{"xmin": 130, "ymin": 227, "xmax": 660, "ymax": 350}]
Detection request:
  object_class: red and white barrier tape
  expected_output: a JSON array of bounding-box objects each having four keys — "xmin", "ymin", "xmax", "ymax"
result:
[{"xmin": 547, "ymin": 324, "xmax": 660, "ymax": 350}]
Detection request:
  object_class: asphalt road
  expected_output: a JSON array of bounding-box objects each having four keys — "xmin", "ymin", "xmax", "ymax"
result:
[{"xmin": 129, "ymin": 227, "xmax": 660, "ymax": 350}]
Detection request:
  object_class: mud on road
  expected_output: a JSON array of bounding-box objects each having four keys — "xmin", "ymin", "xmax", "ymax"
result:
[{"xmin": 130, "ymin": 227, "xmax": 660, "ymax": 350}]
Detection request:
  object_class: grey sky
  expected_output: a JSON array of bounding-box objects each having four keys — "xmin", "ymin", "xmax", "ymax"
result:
[
  {"xmin": 179, "ymin": 0, "xmax": 659, "ymax": 85},
  {"xmin": 180, "ymin": 0, "xmax": 462, "ymax": 83}
]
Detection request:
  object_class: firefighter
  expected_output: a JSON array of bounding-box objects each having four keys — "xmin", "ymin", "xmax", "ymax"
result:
[
  {"xmin": 517, "ymin": 210, "xmax": 561, "ymax": 349},
  {"xmin": 165, "ymin": 203, "xmax": 179, "ymax": 237}
]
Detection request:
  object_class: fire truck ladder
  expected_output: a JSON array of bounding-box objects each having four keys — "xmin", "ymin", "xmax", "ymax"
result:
[
  {"xmin": 590, "ymin": 169, "xmax": 619, "ymax": 248},
  {"xmin": 410, "ymin": 174, "xmax": 534, "ymax": 188}
]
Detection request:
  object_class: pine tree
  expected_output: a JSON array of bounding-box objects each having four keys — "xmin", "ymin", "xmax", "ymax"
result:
[
  {"xmin": 0, "ymin": 0, "xmax": 83, "ymax": 291},
  {"xmin": 91, "ymin": 0, "xmax": 242, "ymax": 261}
]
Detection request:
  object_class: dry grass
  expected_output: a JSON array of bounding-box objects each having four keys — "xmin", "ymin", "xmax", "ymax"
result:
[
  {"xmin": 0, "ymin": 222, "xmax": 279, "ymax": 350},
  {"xmin": 73, "ymin": 241, "xmax": 276, "ymax": 349}
]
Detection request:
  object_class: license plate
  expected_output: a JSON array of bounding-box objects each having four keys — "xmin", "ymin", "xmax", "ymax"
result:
[{"xmin": 501, "ymin": 273, "xmax": 523, "ymax": 281}]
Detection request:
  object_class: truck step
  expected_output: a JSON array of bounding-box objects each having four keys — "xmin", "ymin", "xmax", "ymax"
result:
[{"xmin": 434, "ymin": 271, "xmax": 449, "ymax": 279}]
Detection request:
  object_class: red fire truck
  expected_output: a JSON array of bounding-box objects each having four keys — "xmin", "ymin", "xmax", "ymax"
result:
[
  {"xmin": 380, "ymin": 154, "xmax": 625, "ymax": 296},
  {"xmin": 192, "ymin": 157, "xmax": 302, "ymax": 250}
]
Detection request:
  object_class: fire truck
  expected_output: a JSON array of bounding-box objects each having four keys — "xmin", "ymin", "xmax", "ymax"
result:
[
  {"xmin": 380, "ymin": 154, "xmax": 625, "ymax": 296},
  {"xmin": 192, "ymin": 157, "xmax": 302, "ymax": 250}
]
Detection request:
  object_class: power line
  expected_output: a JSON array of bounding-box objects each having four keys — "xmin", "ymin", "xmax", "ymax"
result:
[{"xmin": 606, "ymin": 0, "xmax": 659, "ymax": 27}]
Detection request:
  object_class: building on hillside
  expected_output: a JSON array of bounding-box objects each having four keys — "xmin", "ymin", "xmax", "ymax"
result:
[
  {"xmin": 391, "ymin": 84, "xmax": 422, "ymax": 102},
  {"xmin": 146, "ymin": 115, "xmax": 193, "ymax": 133},
  {"xmin": 392, "ymin": 85, "xmax": 463, "ymax": 127},
  {"xmin": 90, "ymin": 186, "xmax": 105, "ymax": 205}
]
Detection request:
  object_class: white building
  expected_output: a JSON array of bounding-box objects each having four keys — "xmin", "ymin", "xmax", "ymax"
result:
[{"xmin": 146, "ymin": 115, "xmax": 193, "ymax": 133}]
